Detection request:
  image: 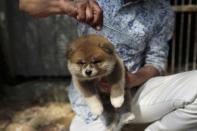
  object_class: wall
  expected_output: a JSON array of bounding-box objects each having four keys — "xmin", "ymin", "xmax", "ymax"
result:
[{"xmin": 3, "ymin": 0, "xmax": 78, "ymax": 77}]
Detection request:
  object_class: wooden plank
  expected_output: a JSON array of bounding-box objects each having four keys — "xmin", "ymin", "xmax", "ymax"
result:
[{"xmin": 172, "ymin": 5, "xmax": 197, "ymax": 12}]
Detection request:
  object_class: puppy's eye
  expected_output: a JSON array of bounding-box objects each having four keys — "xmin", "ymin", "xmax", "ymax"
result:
[
  {"xmin": 91, "ymin": 60, "xmax": 102, "ymax": 64},
  {"xmin": 77, "ymin": 60, "xmax": 86, "ymax": 65}
]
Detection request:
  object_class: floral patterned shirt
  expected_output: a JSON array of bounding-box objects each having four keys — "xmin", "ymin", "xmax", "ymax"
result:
[{"xmin": 68, "ymin": 0, "xmax": 174, "ymax": 124}]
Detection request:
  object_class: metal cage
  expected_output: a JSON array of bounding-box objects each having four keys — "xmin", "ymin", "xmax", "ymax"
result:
[{"xmin": 167, "ymin": 0, "xmax": 197, "ymax": 74}]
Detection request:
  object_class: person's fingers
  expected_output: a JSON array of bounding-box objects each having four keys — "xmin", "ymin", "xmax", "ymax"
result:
[
  {"xmin": 98, "ymin": 83, "xmax": 111, "ymax": 93},
  {"xmin": 89, "ymin": 0, "xmax": 103, "ymax": 30},
  {"xmin": 97, "ymin": 78, "xmax": 111, "ymax": 93},
  {"xmin": 85, "ymin": 5, "xmax": 93, "ymax": 23},
  {"xmin": 125, "ymin": 72, "xmax": 132, "ymax": 88},
  {"xmin": 76, "ymin": 1, "xmax": 86, "ymax": 22}
]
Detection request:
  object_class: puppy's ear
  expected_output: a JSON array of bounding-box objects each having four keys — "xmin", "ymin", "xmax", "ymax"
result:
[
  {"xmin": 66, "ymin": 37, "xmax": 83, "ymax": 59},
  {"xmin": 66, "ymin": 48, "xmax": 73, "ymax": 59},
  {"xmin": 66, "ymin": 44, "xmax": 75, "ymax": 59},
  {"xmin": 98, "ymin": 42, "xmax": 114, "ymax": 54}
]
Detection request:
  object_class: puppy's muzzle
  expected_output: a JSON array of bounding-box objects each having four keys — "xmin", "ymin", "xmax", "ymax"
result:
[{"xmin": 85, "ymin": 69, "xmax": 92, "ymax": 76}]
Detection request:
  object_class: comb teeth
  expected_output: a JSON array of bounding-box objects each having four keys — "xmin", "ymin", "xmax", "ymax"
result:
[{"xmin": 102, "ymin": 24, "xmax": 132, "ymax": 38}]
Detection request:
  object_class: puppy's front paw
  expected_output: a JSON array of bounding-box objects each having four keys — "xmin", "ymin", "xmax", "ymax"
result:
[
  {"xmin": 86, "ymin": 96, "xmax": 103, "ymax": 116},
  {"xmin": 110, "ymin": 94, "xmax": 124, "ymax": 108},
  {"xmin": 121, "ymin": 112, "xmax": 135, "ymax": 124},
  {"xmin": 90, "ymin": 103, "xmax": 104, "ymax": 116}
]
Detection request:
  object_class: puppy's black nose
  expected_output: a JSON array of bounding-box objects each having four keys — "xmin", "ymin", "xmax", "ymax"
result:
[{"xmin": 85, "ymin": 70, "xmax": 92, "ymax": 76}]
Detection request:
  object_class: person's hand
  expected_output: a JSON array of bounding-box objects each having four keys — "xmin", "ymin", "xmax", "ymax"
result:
[
  {"xmin": 97, "ymin": 78, "xmax": 111, "ymax": 94},
  {"xmin": 97, "ymin": 65, "xmax": 160, "ymax": 93},
  {"xmin": 125, "ymin": 72, "xmax": 139, "ymax": 88},
  {"xmin": 97, "ymin": 72, "xmax": 137, "ymax": 94},
  {"xmin": 73, "ymin": 0, "xmax": 103, "ymax": 30},
  {"xmin": 19, "ymin": 0, "xmax": 103, "ymax": 30}
]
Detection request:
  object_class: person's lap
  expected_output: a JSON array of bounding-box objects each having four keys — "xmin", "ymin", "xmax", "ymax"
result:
[
  {"xmin": 70, "ymin": 115, "xmax": 108, "ymax": 131},
  {"xmin": 70, "ymin": 70, "xmax": 197, "ymax": 131},
  {"xmin": 131, "ymin": 70, "xmax": 197, "ymax": 123}
]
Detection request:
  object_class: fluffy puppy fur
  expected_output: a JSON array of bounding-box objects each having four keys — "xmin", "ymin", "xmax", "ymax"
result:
[{"xmin": 67, "ymin": 34, "xmax": 125, "ymax": 116}]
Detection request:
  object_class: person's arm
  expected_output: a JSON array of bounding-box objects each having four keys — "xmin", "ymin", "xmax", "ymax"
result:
[
  {"xmin": 126, "ymin": 8, "xmax": 175, "ymax": 89},
  {"xmin": 19, "ymin": 0, "xmax": 102, "ymax": 30},
  {"xmin": 19, "ymin": 0, "xmax": 75, "ymax": 17},
  {"xmin": 99, "ymin": 9, "xmax": 174, "ymax": 92},
  {"xmin": 126, "ymin": 65, "xmax": 160, "ymax": 88},
  {"xmin": 98, "ymin": 65, "xmax": 159, "ymax": 93}
]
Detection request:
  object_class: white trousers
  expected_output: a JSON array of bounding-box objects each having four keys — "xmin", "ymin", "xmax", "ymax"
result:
[{"xmin": 70, "ymin": 70, "xmax": 197, "ymax": 131}]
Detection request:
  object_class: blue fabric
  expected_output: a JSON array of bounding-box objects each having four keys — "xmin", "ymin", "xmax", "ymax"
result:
[{"xmin": 68, "ymin": 0, "xmax": 174, "ymax": 124}]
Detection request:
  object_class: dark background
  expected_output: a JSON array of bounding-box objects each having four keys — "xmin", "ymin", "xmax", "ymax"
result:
[
  {"xmin": 0, "ymin": 0, "xmax": 196, "ymax": 104},
  {"xmin": 0, "ymin": 0, "xmax": 196, "ymax": 84}
]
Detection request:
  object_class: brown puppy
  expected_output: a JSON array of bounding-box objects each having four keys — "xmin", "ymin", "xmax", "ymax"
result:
[{"xmin": 67, "ymin": 34, "xmax": 125, "ymax": 116}]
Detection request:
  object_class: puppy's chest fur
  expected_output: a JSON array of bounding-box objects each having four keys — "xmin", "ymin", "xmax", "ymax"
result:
[{"xmin": 78, "ymin": 70, "xmax": 133, "ymax": 131}]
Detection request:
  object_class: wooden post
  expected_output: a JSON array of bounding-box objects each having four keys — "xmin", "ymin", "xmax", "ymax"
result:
[{"xmin": 172, "ymin": 5, "xmax": 197, "ymax": 12}]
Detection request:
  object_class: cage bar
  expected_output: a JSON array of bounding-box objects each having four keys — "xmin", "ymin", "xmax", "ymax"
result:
[
  {"xmin": 170, "ymin": 0, "xmax": 177, "ymax": 73},
  {"xmin": 169, "ymin": 0, "xmax": 197, "ymax": 73},
  {"xmin": 178, "ymin": 0, "xmax": 185, "ymax": 72},
  {"xmin": 193, "ymin": 14, "xmax": 197, "ymax": 69},
  {"xmin": 185, "ymin": 0, "xmax": 192, "ymax": 71}
]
